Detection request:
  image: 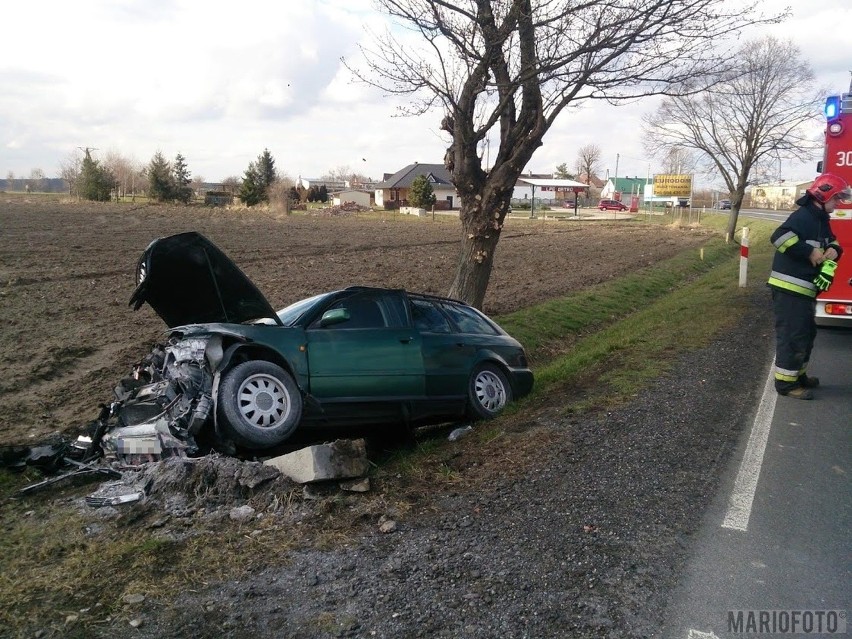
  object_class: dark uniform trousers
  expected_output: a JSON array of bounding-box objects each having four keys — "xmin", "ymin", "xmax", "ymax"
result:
[{"xmin": 771, "ymin": 288, "xmax": 817, "ymax": 392}]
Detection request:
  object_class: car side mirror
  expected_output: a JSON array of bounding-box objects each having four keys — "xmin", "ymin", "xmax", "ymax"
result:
[{"xmin": 319, "ymin": 308, "xmax": 351, "ymax": 327}]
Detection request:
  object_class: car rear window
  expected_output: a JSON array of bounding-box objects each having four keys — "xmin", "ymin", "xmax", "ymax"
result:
[{"xmin": 439, "ymin": 302, "xmax": 499, "ymax": 335}]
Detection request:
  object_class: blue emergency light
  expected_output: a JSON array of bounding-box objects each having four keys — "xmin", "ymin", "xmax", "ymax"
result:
[{"xmin": 825, "ymin": 95, "xmax": 841, "ymax": 120}]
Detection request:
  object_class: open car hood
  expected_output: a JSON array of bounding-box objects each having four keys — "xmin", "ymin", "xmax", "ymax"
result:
[{"xmin": 129, "ymin": 231, "xmax": 283, "ymax": 328}]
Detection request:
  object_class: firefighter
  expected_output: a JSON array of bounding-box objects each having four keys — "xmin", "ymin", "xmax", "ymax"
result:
[{"xmin": 767, "ymin": 173, "xmax": 849, "ymax": 399}]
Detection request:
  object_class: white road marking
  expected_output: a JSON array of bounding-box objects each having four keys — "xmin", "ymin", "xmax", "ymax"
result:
[
  {"xmin": 687, "ymin": 630, "xmax": 720, "ymax": 639},
  {"xmin": 722, "ymin": 368, "xmax": 777, "ymax": 531}
]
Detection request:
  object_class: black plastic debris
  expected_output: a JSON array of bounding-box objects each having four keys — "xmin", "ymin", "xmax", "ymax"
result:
[
  {"xmin": 0, "ymin": 438, "xmax": 69, "ymax": 473},
  {"xmin": 14, "ymin": 459, "xmax": 122, "ymax": 496}
]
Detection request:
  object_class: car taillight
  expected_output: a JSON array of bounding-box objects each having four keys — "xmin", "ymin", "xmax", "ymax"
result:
[{"xmin": 824, "ymin": 303, "xmax": 852, "ymax": 316}]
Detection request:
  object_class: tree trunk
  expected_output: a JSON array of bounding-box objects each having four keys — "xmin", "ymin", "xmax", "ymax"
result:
[
  {"xmin": 725, "ymin": 209, "xmax": 740, "ymax": 241},
  {"xmin": 447, "ymin": 185, "xmax": 512, "ymax": 309},
  {"xmin": 726, "ymin": 183, "xmax": 748, "ymax": 240},
  {"xmin": 448, "ymin": 218, "xmax": 502, "ymax": 309}
]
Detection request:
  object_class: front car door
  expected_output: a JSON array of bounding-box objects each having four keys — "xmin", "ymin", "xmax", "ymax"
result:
[{"xmin": 305, "ymin": 290, "xmax": 424, "ymax": 402}]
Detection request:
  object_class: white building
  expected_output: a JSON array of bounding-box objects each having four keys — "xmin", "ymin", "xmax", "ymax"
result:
[{"xmin": 331, "ymin": 189, "xmax": 372, "ymax": 208}]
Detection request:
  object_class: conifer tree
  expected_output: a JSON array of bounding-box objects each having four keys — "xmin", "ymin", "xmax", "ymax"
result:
[
  {"xmin": 239, "ymin": 162, "xmax": 264, "ymax": 206},
  {"xmin": 409, "ymin": 174, "xmax": 436, "ymax": 208},
  {"xmin": 148, "ymin": 151, "xmax": 174, "ymax": 202},
  {"xmin": 79, "ymin": 150, "xmax": 115, "ymax": 201},
  {"xmin": 257, "ymin": 148, "xmax": 277, "ymax": 193},
  {"xmin": 173, "ymin": 153, "xmax": 193, "ymax": 204}
]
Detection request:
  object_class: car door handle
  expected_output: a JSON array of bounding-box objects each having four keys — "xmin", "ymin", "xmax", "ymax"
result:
[{"xmin": 399, "ymin": 337, "xmax": 414, "ymax": 344}]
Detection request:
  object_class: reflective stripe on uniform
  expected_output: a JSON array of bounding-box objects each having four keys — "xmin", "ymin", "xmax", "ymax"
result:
[
  {"xmin": 773, "ymin": 231, "xmax": 798, "ymax": 252},
  {"xmin": 767, "ymin": 271, "xmax": 818, "ymax": 297},
  {"xmin": 805, "ymin": 239, "xmax": 821, "ymax": 248},
  {"xmin": 774, "ymin": 365, "xmax": 800, "ymax": 382}
]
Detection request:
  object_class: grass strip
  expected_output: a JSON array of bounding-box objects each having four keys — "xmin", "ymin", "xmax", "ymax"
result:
[
  {"xmin": 507, "ymin": 216, "xmax": 777, "ymax": 410},
  {"xmin": 496, "ymin": 235, "xmax": 735, "ymax": 362}
]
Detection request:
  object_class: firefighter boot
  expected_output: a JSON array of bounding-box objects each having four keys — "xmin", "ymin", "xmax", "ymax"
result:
[
  {"xmin": 780, "ymin": 386, "xmax": 814, "ymax": 400},
  {"xmin": 799, "ymin": 374, "xmax": 820, "ymax": 388}
]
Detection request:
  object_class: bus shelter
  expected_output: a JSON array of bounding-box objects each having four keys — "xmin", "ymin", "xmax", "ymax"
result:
[{"xmin": 515, "ymin": 177, "xmax": 590, "ymax": 218}]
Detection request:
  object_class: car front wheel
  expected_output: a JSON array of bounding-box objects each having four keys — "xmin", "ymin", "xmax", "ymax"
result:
[
  {"xmin": 467, "ymin": 363, "xmax": 512, "ymax": 420},
  {"xmin": 218, "ymin": 360, "xmax": 303, "ymax": 449}
]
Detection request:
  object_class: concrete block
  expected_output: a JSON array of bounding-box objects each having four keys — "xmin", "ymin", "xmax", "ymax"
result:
[{"xmin": 264, "ymin": 439, "xmax": 369, "ymax": 484}]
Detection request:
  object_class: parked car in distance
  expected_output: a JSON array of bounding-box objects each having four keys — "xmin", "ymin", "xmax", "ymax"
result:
[
  {"xmin": 718, "ymin": 199, "xmax": 732, "ymax": 210},
  {"xmin": 598, "ymin": 199, "xmax": 629, "ymax": 211},
  {"xmin": 115, "ymin": 232, "xmax": 534, "ymax": 454}
]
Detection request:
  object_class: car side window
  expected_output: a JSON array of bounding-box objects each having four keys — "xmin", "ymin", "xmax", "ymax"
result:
[
  {"xmin": 319, "ymin": 294, "xmax": 387, "ymax": 329},
  {"xmin": 309, "ymin": 292, "xmax": 409, "ymax": 330},
  {"xmin": 378, "ymin": 292, "xmax": 408, "ymax": 328},
  {"xmin": 438, "ymin": 302, "xmax": 499, "ymax": 335},
  {"xmin": 410, "ymin": 298, "xmax": 452, "ymax": 333}
]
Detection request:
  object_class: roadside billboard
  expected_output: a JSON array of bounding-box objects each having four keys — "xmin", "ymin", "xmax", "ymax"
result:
[{"xmin": 653, "ymin": 174, "xmax": 692, "ymax": 197}]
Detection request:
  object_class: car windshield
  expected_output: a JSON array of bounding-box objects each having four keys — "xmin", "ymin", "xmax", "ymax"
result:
[{"xmin": 276, "ymin": 293, "xmax": 330, "ymax": 326}]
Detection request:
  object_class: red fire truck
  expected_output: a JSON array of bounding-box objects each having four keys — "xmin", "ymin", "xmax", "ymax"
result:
[{"xmin": 815, "ymin": 90, "xmax": 852, "ymax": 326}]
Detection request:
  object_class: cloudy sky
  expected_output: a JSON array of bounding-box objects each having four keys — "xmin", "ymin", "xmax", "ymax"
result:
[{"xmin": 2, "ymin": 0, "xmax": 851, "ymax": 186}]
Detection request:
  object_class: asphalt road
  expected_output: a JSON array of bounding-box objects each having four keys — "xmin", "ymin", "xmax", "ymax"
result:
[{"xmin": 662, "ymin": 327, "xmax": 852, "ymax": 638}]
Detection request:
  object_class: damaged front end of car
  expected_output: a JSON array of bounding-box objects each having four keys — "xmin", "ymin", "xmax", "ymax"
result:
[{"xmin": 92, "ymin": 333, "xmax": 227, "ymax": 464}]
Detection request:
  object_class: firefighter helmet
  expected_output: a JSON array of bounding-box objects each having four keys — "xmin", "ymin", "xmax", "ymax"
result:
[{"xmin": 806, "ymin": 173, "xmax": 852, "ymax": 203}]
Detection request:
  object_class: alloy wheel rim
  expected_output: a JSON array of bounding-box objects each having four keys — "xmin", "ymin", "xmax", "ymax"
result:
[
  {"xmin": 237, "ymin": 373, "xmax": 291, "ymax": 429},
  {"xmin": 474, "ymin": 370, "xmax": 506, "ymax": 412}
]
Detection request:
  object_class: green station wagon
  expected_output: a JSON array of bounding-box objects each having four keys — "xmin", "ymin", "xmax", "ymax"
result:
[{"xmin": 105, "ymin": 232, "xmax": 533, "ymax": 456}]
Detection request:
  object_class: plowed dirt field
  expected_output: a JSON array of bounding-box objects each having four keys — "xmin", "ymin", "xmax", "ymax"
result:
[{"xmin": 0, "ymin": 197, "xmax": 711, "ymax": 446}]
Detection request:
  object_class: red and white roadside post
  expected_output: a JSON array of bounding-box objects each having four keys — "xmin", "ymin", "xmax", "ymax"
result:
[{"xmin": 739, "ymin": 227, "xmax": 749, "ymax": 287}]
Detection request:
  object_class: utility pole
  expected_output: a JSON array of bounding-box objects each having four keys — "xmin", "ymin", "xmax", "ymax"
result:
[
  {"xmin": 614, "ymin": 153, "xmax": 620, "ymax": 197},
  {"xmin": 77, "ymin": 146, "xmax": 99, "ymax": 160}
]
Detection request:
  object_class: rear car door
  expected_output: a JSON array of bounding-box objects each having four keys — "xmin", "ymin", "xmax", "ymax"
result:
[
  {"xmin": 305, "ymin": 290, "xmax": 425, "ymax": 399},
  {"xmin": 409, "ymin": 297, "xmax": 474, "ymax": 398}
]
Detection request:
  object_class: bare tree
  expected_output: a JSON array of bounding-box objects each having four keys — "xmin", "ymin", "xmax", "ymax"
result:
[
  {"xmin": 322, "ymin": 165, "xmax": 352, "ymax": 182},
  {"xmin": 576, "ymin": 144, "xmax": 602, "ymax": 184},
  {"xmin": 28, "ymin": 168, "xmax": 47, "ymax": 192},
  {"xmin": 103, "ymin": 150, "xmax": 143, "ymax": 199},
  {"xmin": 643, "ymin": 36, "xmax": 821, "ymax": 239},
  {"xmin": 659, "ymin": 147, "xmax": 700, "ymax": 175},
  {"xmin": 322, "ymin": 165, "xmax": 371, "ymax": 187},
  {"xmin": 59, "ymin": 151, "xmax": 83, "ymax": 197},
  {"xmin": 348, "ymin": 0, "xmax": 782, "ymax": 307},
  {"xmin": 221, "ymin": 176, "xmax": 242, "ymax": 193}
]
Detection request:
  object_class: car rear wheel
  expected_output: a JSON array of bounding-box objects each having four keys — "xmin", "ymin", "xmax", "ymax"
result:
[
  {"xmin": 218, "ymin": 360, "xmax": 302, "ymax": 449},
  {"xmin": 467, "ymin": 363, "xmax": 512, "ymax": 420}
]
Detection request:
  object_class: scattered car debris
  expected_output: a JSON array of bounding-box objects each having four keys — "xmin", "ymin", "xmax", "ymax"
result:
[
  {"xmin": 15, "ymin": 457, "xmax": 121, "ymax": 496},
  {"xmin": 448, "ymin": 425, "xmax": 474, "ymax": 442},
  {"xmin": 85, "ymin": 491, "xmax": 144, "ymax": 508}
]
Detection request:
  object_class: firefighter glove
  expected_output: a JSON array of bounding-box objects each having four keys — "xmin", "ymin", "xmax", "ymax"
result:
[{"xmin": 813, "ymin": 259, "xmax": 838, "ymax": 292}]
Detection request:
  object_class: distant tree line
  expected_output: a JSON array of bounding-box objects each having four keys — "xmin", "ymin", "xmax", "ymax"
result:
[
  {"xmin": 14, "ymin": 147, "xmax": 376, "ymax": 208},
  {"xmin": 56, "ymin": 149, "xmax": 202, "ymax": 203}
]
